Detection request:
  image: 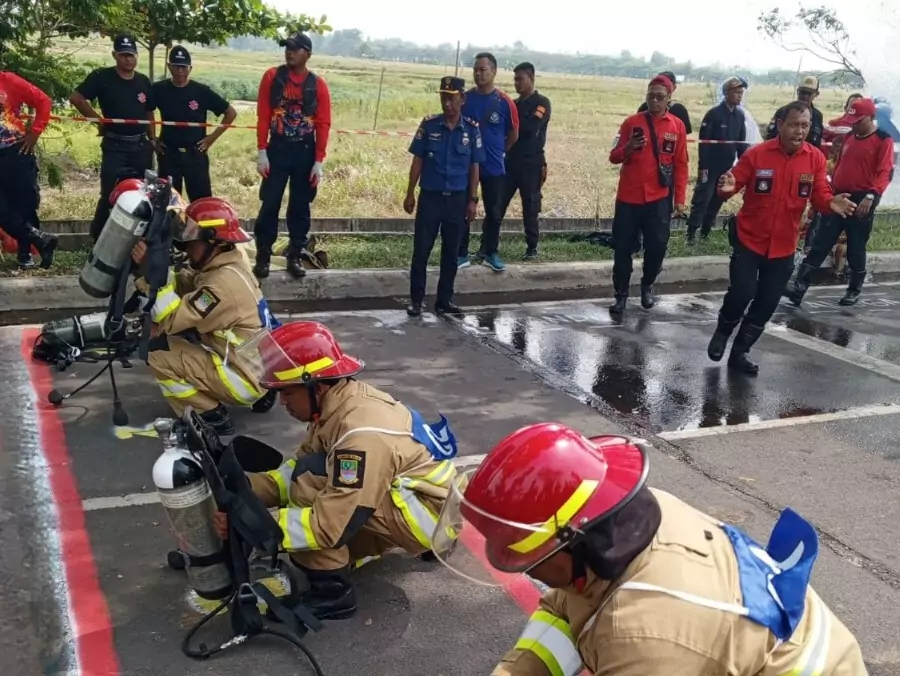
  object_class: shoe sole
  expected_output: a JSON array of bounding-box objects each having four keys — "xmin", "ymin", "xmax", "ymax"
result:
[{"xmin": 482, "ymin": 261, "xmax": 505, "ymax": 272}]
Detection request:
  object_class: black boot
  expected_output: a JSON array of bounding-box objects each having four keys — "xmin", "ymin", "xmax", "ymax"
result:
[
  {"xmin": 285, "ymin": 245, "xmax": 307, "ymax": 279},
  {"xmin": 727, "ymin": 321, "xmax": 765, "ymax": 375},
  {"xmin": 283, "ymin": 566, "xmax": 358, "ymax": 621},
  {"xmin": 27, "ymin": 227, "xmax": 58, "ymax": 270},
  {"xmin": 609, "ymin": 294, "xmax": 627, "ymax": 314},
  {"xmin": 199, "ymin": 404, "xmax": 235, "ymax": 435},
  {"xmin": 783, "ymin": 263, "xmax": 816, "ymax": 307},
  {"xmin": 251, "ymin": 389, "xmax": 277, "ymax": 413},
  {"xmin": 839, "ymin": 269, "xmax": 866, "ymax": 306},
  {"xmin": 640, "ymin": 284, "xmax": 655, "ymax": 309},
  {"xmin": 435, "ymin": 301, "xmax": 463, "ymax": 315},
  {"xmin": 253, "ymin": 246, "xmax": 271, "ymax": 279},
  {"xmin": 707, "ymin": 316, "xmax": 740, "ymax": 362},
  {"xmin": 407, "ymin": 300, "xmax": 423, "ymax": 316}
]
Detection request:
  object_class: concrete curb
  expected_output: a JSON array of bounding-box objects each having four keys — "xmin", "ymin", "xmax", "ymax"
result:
[{"xmin": 5, "ymin": 252, "xmax": 900, "ymax": 313}]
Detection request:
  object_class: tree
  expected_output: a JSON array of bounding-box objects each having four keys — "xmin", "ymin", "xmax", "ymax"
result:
[
  {"xmin": 757, "ymin": 5, "xmax": 863, "ymax": 82},
  {"xmin": 107, "ymin": 1, "xmax": 332, "ymax": 80}
]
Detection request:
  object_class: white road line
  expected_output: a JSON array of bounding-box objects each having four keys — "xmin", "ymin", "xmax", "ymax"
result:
[
  {"xmin": 767, "ymin": 325, "xmax": 900, "ymax": 383},
  {"xmin": 658, "ymin": 403, "xmax": 900, "ymax": 441},
  {"xmin": 81, "ymin": 453, "xmax": 489, "ymax": 512}
]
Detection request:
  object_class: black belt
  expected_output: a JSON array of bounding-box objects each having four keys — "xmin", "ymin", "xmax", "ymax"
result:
[{"xmin": 104, "ymin": 132, "xmax": 147, "ymax": 142}]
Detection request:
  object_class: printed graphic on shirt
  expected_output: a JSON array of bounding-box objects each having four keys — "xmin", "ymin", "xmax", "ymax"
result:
[
  {"xmin": 662, "ymin": 133, "xmax": 677, "ymax": 154},
  {"xmin": 754, "ymin": 169, "xmax": 775, "ymax": 194},
  {"xmin": 332, "ymin": 451, "xmax": 367, "ymax": 488},
  {"xmin": 798, "ymin": 173, "xmax": 814, "ymax": 199},
  {"xmin": 535, "ymin": 105, "xmax": 546, "ymax": 119},
  {"xmin": 0, "ymin": 90, "xmax": 26, "ymax": 149},
  {"xmin": 272, "ymin": 79, "xmax": 314, "ymax": 139}
]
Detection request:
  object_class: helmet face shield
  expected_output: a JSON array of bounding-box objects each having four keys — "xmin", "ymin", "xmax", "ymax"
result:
[
  {"xmin": 235, "ymin": 328, "xmax": 340, "ymax": 389},
  {"xmin": 432, "ymin": 469, "xmax": 572, "ymax": 587}
]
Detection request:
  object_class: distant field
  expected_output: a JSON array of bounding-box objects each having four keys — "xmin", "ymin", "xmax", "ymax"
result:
[{"xmin": 36, "ymin": 38, "xmax": 853, "ymax": 221}]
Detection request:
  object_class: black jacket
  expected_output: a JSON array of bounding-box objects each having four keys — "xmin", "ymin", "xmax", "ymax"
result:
[
  {"xmin": 697, "ymin": 102, "xmax": 748, "ymax": 172},
  {"xmin": 765, "ymin": 104, "xmax": 824, "ymax": 148}
]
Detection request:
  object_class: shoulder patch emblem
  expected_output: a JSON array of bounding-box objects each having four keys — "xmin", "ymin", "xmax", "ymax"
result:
[
  {"xmin": 333, "ymin": 451, "xmax": 367, "ymax": 488},
  {"xmin": 189, "ymin": 287, "xmax": 221, "ymax": 318}
]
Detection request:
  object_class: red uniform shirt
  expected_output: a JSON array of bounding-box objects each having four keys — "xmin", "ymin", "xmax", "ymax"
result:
[
  {"xmin": 0, "ymin": 71, "xmax": 51, "ymax": 150},
  {"xmin": 609, "ymin": 111, "xmax": 689, "ymax": 206},
  {"xmin": 720, "ymin": 139, "xmax": 834, "ymax": 259},
  {"xmin": 256, "ymin": 67, "xmax": 332, "ymax": 162},
  {"xmin": 831, "ymin": 129, "xmax": 895, "ymax": 196}
]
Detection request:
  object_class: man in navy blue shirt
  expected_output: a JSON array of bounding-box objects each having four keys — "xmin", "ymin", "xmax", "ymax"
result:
[
  {"xmin": 404, "ymin": 76, "xmax": 484, "ymax": 317},
  {"xmin": 458, "ymin": 52, "xmax": 519, "ymax": 272}
]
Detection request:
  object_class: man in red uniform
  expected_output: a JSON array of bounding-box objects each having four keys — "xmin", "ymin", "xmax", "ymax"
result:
[
  {"xmin": 707, "ymin": 101, "xmax": 857, "ymax": 375},
  {"xmin": 608, "ymin": 75, "xmax": 688, "ymax": 313},
  {"xmin": 0, "ymin": 71, "xmax": 58, "ymax": 269},
  {"xmin": 254, "ymin": 32, "xmax": 332, "ymax": 281},
  {"xmin": 786, "ymin": 98, "xmax": 895, "ymax": 307}
]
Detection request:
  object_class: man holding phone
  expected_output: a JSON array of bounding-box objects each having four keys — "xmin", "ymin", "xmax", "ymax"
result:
[{"xmin": 608, "ymin": 75, "xmax": 689, "ymax": 314}]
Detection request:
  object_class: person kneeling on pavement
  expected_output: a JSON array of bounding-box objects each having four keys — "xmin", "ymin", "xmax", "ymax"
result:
[
  {"xmin": 133, "ymin": 196, "xmax": 279, "ymax": 435},
  {"xmin": 435, "ymin": 422, "xmax": 866, "ymax": 675},
  {"xmin": 225, "ymin": 320, "xmax": 459, "ymax": 620}
]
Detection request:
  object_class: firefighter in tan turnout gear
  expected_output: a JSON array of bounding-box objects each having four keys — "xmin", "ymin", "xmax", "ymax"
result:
[
  {"xmin": 432, "ymin": 423, "xmax": 867, "ymax": 676},
  {"xmin": 133, "ymin": 196, "xmax": 279, "ymax": 435},
  {"xmin": 229, "ymin": 320, "xmax": 460, "ymax": 619}
]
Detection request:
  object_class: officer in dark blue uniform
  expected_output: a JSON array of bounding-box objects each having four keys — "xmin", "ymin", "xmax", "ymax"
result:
[{"xmin": 404, "ymin": 76, "xmax": 485, "ymax": 317}]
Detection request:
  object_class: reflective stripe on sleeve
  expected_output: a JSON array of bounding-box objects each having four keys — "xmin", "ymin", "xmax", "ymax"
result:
[
  {"xmin": 780, "ymin": 591, "xmax": 832, "ymax": 676},
  {"xmin": 210, "ymin": 353, "xmax": 264, "ymax": 405},
  {"xmin": 390, "ymin": 485, "xmax": 440, "ymax": 549},
  {"xmin": 514, "ymin": 609, "xmax": 583, "ymax": 676},
  {"xmin": 156, "ymin": 378, "xmax": 198, "ymax": 399},
  {"xmin": 265, "ymin": 459, "xmax": 297, "ymax": 505},
  {"xmin": 151, "ymin": 270, "xmax": 181, "ymax": 322},
  {"xmin": 277, "ymin": 506, "xmax": 320, "ymax": 552}
]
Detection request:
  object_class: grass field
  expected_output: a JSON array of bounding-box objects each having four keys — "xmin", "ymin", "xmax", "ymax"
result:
[{"xmin": 36, "ymin": 38, "xmax": 856, "ymax": 221}]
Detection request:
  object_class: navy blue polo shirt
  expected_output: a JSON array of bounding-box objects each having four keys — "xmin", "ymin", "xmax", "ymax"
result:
[
  {"xmin": 462, "ymin": 88, "xmax": 518, "ymax": 178},
  {"xmin": 409, "ymin": 114, "xmax": 485, "ymax": 192}
]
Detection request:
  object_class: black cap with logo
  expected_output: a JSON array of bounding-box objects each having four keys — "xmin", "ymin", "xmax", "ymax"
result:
[
  {"xmin": 438, "ymin": 76, "xmax": 465, "ymax": 94},
  {"xmin": 279, "ymin": 33, "xmax": 313, "ymax": 52},
  {"xmin": 168, "ymin": 45, "xmax": 191, "ymax": 66},
  {"xmin": 113, "ymin": 34, "xmax": 138, "ymax": 55}
]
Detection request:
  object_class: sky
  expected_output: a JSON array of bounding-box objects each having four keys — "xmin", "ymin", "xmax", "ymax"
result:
[{"xmin": 270, "ymin": 0, "xmax": 900, "ymax": 73}]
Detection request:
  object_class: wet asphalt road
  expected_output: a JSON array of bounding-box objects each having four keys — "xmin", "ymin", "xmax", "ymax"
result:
[{"xmin": 0, "ymin": 277, "xmax": 899, "ymax": 674}]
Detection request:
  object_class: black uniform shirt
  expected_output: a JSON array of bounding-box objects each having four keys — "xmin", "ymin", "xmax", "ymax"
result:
[
  {"xmin": 152, "ymin": 79, "xmax": 230, "ymax": 148},
  {"xmin": 698, "ymin": 101, "xmax": 748, "ymax": 172},
  {"xmin": 75, "ymin": 67, "xmax": 155, "ymax": 137},
  {"xmin": 507, "ymin": 90, "xmax": 552, "ymax": 166},
  {"xmin": 765, "ymin": 104, "xmax": 824, "ymax": 148},
  {"xmin": 638, "ymin": 101, "xmax": 692, "ymax": 134}
]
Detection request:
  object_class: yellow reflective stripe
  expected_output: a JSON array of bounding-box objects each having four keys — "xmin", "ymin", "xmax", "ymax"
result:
[
  {"xmin": 390, "ymin": 486, "xmax": 439, "ymax": 549},
  {"xmin": 156, "ymin": 378, "xmax": 198, "ymax": 399},
  {"xmin": 508, "ymin": 479, "xmax": 600, "ymax": 554},
  {"xmin": 780, "ymin": 592, "xmax": 832, "ymax": 676},
  {"xmin": 151, "ymin": 284, "xmax": 181, "ymax": 322},
  {"xmin": 210, "ymin": 353, "xmax": 264, "ymax": 405},
  {"xmin": 197, "ymin": 218, "xmax": 226, "ymax": 227},
  {"xmin": 273, "ymin": 356, "xmax": 335, "ymax": 381},
  {"xmin": 265, "ymin": 459, "xmax": 296, "ymax": 505},
  {"xmin": 514, "ymin": 610, "xmax": 582, "ymax": 676},
  {"xmin": 213, "ymin": 329, "xmax": 245, "ymax": 346},
  {"xmin": 423, "ymin": 460, "xmax": 455, "ymax": 486},
  {"xmin": 277, "ymin": 507, "xmax": 320, "ymax": 552}
]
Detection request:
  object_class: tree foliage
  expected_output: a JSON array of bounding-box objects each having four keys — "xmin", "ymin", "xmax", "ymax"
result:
[{"xmin": 758, "ymin": 5, "xmax": 863, "ymax": 83}]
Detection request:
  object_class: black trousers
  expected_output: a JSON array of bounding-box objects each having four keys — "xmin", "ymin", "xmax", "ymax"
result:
[
  {"xmin": 90, "ymin": 135, "xmax": 154, "ymax": 240},
  {"xmin": 459, "ymin": 174, "xmax": 504, "ymax": 258},
  {"xmin": 687, "ymin": 169, "xmax": 726, "ymax": 236},
  {"xmin": 802, "ymin": 190, "xmax": 877, "ymax": 273},
  {"xmin": 612, "ymin": 198, "xmax": 671, "ymax": 293},
  {"xmin": 410, "ymin": 191, "xmax": 466, "ymax": 306},
  {"xmin": 720, "ymin": 241, "xmax": 795, "ymax": 327},
  {"xmin": 0, "ymin": 144, "xmax": 40, "ymax": 250},
  {"xmin": 254, "ymin": 137, "xmax": 317, "ymax": 251},
  {"xmin": 158, "ymin": 146, "xmax": 212, "ymax": 202},
  {"xmin": 498, "ymin": 161, "xmax": 542, "ymax": 251}
]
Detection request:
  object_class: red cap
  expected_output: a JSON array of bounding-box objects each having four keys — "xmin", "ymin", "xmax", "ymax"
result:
[
  {"xmin": 649, "ymin": 75, "xmax": 674, "ymax": 93},
  {"xmin": 835, "ymin": 98, "xmax": 877, "ymax": 126}
]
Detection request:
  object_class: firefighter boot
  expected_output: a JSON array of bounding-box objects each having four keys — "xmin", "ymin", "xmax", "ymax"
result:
[
  {"xmin": 251, "ymin": 389, "xmax": 277, "ymax": 413},
  {"xmin": 253, "ymin": 246, "xmax": 271, "ymax": 280},
  {"xmin": 287, "ymin": 565, "xmax": 358, "ymax": 621},
  {"xmin": 640, "ymin": 284, "xmax": 656, "ymax": 309},
  {"xmin": 28, "ymin": 227, "xmax": 58, "ymax": 270},
  {"xmin": 839, "ymin": 269, "xmax": 866, "ymax": 306},
  {"xmin": 707, "ymin": 315, "xmax": 740, "ymax": 362},
  {"xmin": 609, "ymin": 269, "xmax": 629, "ymax": 314},
  {"xmin": 727, "ymin": 321, "xmax": 765, "ymax": 375},
  {"xmin": 199, "ymin": 404, "xmax": 235, "ymax": 436},
  {"xmin": 285, "ymin": 243, "xmax": 307, "ymax": 279},
  {"xmin": 783, "ymin": 263, "xmax": 816, "ymax": 307}
]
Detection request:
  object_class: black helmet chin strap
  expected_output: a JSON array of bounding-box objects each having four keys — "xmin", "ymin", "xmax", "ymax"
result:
[{"xmin": 302, "ymin": 374, "xmax": 320, "ymax": 421}]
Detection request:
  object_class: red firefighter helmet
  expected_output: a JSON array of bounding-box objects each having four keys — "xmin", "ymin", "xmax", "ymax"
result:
[
  {"xmin": 433, "ymin": 423, "xmax": 649, "ymax": 580},
  {"xmin": 108, "ymin": 178, "xmax": 144, "ymax": 205},
  {"xmin": 178, "ymin": 197, "xmax": 251, "ymax": 244},
  {"xmin": 242, "ymin": 321, "xmax": 365, "ymax": 390}
]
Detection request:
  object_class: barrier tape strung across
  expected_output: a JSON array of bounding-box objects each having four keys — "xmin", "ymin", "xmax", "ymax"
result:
[{"xmin": 21, "ymin": 112, "xmax": 836, "ymax": 146}]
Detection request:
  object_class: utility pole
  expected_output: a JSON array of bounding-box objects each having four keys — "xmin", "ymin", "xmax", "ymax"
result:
[{"xmin": 454, "ymin": 40, "xmax": 460, "ymax": 76}]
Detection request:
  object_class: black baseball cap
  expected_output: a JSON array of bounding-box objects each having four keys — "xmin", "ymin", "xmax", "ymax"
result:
[
  {"xmin": 168, "ymin": 45, "xmax": 191, "ymax": 66},
  {"xmin": 279, "ymin": 33, "xmax": 313, "ymax": 52},
  {"xmin": 113, "ymin": 34, "xmax": 138, "ymax": 55},
  {"xmin": 438, "ymin": 76, "xmax": 465, "ymax": 94}
]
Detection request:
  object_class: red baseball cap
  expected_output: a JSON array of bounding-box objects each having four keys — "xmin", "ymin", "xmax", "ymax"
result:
[{"xmin": 835, "ymin": 98, "xmax": 877, "ymax": 125}]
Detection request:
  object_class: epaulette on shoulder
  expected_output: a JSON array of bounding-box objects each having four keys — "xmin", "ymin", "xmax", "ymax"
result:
[
  {"xmin": 423, "ymin": 113, "xmax": 441, "ymax": 123},
  {"xmin": 875, "ymin": 128, "xmax": 893, "ymax": 141},
  {"xmin": 463, "ymin": 116, "xmax": 479, "ymax": 127}
]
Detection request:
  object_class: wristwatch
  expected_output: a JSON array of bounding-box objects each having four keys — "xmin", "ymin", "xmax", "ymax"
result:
[
  {"xmin": 470, "ymin": 195, "xmax": 479, "ymax": 203},
  {"xmin": 866, "ymin": 193, "xmax": 875, "ymax": 200}
]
